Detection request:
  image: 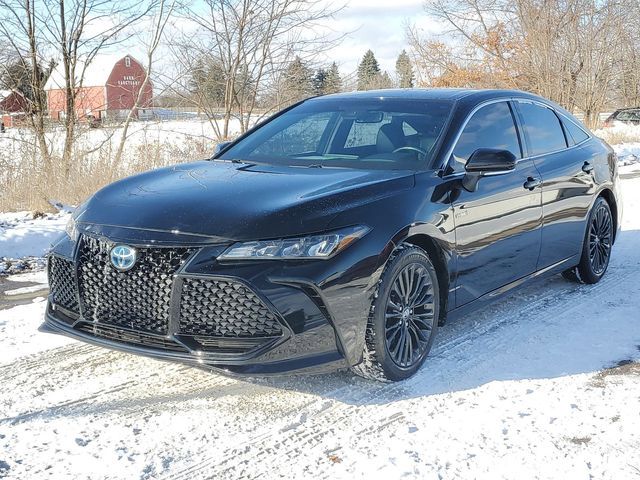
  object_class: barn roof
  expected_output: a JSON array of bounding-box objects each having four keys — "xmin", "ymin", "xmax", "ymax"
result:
[{"xmin": 44, "ymin": 54, "xmax": 139, "ymax": 90}]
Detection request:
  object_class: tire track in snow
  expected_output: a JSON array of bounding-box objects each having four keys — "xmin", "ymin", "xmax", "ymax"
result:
[{"xmin": 165, "ymin": 259, "xmax": 637, "ymax": 480}]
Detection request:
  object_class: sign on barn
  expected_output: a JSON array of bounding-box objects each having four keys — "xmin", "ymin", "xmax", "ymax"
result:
[{"xmin": 44, "ymin": 54, "xmax": 153, "ymax": 122}]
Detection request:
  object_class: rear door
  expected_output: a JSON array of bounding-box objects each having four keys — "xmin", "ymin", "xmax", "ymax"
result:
[
  {"xmin": 513, "ymin": 101, "xmax": 595, "ymax": 269},
  {"xmin": 449, "ymin": 101, "xmax": 543, "ymax": 307}
]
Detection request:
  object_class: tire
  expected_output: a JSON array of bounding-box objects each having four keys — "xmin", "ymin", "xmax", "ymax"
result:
[
  {"xmin": 562, "ymin": 197, "xmax": 613, "ymax": 284},
  {"xmin": 353, "ymin": 245, "xmax": 440, "ymax": 382}
]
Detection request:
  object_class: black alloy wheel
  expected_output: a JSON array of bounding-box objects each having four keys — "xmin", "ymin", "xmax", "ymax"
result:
[
  {"xmin": 588, "ymin": 201, "xmax": 613, "ymax": 275},
  {"xmin": 562, "ymin": 197, "xmax": 614, "ymax": 284},
  {"xmin": 353, "ymin": 245, "xmax": 440, "ymax": 381},
  {"xmin": 385, "ymin": 263, "xmax": 436, "ymax": 368}
]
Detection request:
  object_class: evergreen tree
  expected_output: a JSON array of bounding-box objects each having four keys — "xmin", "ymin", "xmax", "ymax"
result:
[
  {"xmin": 283, "ymin": 56, "xmax": 313, "ymax": 103},
  {"xmin": 0, "ymin": 60, "xmax": 49, "ymax": 105},
  {"xmin": 379, "ymin": 71, "xmax": 393, "ymax": 89},
  {"xmin": 313, "ymin": 68, "xmax": 327, "ymax": 95},
  {"xmin": 357, "ymin": 50, "xmax": 381, "ymax": 90},
  {"xmin": 190, "ymin": 56, "xmax": 226, "ymax": 106},
  {"xmin": 395, "ymin": 50, "xmax": 414, "ymax": 88},
  {"xmin": 324, "ymin": 62, "xmax": 342, "ymax": 94}
]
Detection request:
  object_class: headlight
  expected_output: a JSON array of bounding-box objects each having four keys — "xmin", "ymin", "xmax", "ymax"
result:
[
  {"xmin": 218, "ymin": 225, "xmax": 370, "ymax": 260},
  {"xmin": 65, "ymin": 216, "xmax": 79, "ymax": 242}
]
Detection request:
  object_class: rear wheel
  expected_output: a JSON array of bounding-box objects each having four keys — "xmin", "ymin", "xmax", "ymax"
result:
[
  {"xmin": 562, "ymin": 197, "xmax": 613, "ymax": 284},
  {"xmin": 353, "ymin": 245, "xmax": 440, "ymax": 381}
]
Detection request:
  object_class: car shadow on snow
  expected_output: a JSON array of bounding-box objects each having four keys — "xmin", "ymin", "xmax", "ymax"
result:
[{"xmin": 244, "ymin": 227, "xmax": 640, "ymax": 405}]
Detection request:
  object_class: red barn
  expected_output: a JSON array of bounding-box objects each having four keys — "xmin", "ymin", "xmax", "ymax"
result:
[
  {"xmin": 0, "ymin": 90, "xmax": 29, "ymax": 128},
  {"xmin": 45, "ymin": 54, "xmax": 153, "ymax": 122}
]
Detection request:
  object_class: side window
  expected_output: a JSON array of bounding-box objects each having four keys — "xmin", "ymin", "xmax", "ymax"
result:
[
  {"xmin": 518, "ymin": 102, "xmax": 567, "ymax": 155},
  {"xmin": 450, "ymin": 102, "xmax": 521, "ymax": 173},
  {"xmin": 562, "ymin": 118, "xmax": 590, "ymax": 146}
]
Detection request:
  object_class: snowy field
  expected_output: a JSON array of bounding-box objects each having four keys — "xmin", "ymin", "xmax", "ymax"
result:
[{"xmin": 0, "ymin": 142, "xmax": 640, "ymax": 479}]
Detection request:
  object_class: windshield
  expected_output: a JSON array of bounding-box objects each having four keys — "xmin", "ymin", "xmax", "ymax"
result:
[{"xmin": 217, "ymin": 98, "xmax": 453, "ymax": 170}]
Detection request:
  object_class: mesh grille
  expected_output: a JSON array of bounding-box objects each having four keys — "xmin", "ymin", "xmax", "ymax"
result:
[
  {"xmin": 48, "ymin": 256, "xmax": 79, "ymax": 314},
  {"xmin": 77, "ymin": 236, "xmax": 193, "ymax": 335},
  {"xmin": 179, "ymin": 278, "xmax": 283, "ymax": 337}
]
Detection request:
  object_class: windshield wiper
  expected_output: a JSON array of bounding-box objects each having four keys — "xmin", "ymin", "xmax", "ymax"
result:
[
  {"xmin": 307, "ymin": 164, "xmax": 323, "ymax": 168},
  {"xmin": 210, "ymin": 157, "xmax": 246, "ymax": 164}
]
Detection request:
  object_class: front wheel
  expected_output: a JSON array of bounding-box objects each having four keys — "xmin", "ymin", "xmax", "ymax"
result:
[
  {"xmin": 562, "ymin": 197, "xmax": 613, "ymax": 284},
  {"xmin": 353, "ymin": 245, "xmax": 440, "ymax": 382}
]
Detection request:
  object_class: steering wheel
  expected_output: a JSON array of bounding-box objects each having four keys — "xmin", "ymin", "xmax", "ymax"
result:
[{"xmin": 393, "ymin": 146, "xmax": 427, "ymax": 157}]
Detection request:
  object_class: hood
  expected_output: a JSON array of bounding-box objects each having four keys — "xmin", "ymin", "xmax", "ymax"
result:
[{"xmin": 77, "ymin": 160, "xmax": 415, "ymax": 242}]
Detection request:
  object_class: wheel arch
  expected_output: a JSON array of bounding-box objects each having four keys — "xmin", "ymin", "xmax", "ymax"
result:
[
  {"xmin": 401, "ymin": 233, "xmax": 450, "ymax": 325},
  {"xmin": 597, "ymin": 188, "xmax": 618, "ymax": 243}
]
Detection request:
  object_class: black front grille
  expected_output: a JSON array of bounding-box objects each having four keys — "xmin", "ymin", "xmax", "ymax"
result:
[
  {"xmin": 75, "ymin": 322, "xmax": 189, "ymax": 352},
  {"xmin": 48, "ymin": 256, "xmax": 79, "ymax": 314},
  {"xmin": 178, "ymin": 278, "xmax": 283, "ymax": 338},
  {"xmin": 77, "ymin": 236, "xmax": 194, "ymax": 335}
]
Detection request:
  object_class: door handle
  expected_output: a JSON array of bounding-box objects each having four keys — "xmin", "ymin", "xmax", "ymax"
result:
[
  {"xmin": 523, "ymin": 177, "xmax": 541, "ymax": 190},
  {"xmin": 582, "ymin": 162, "xmax": 594, "ymax": 173}
]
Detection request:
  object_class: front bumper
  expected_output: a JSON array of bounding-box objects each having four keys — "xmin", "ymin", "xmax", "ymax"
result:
[{"xmin": 42, "ymin": 228, "xmax": 383, "ymax": 375}]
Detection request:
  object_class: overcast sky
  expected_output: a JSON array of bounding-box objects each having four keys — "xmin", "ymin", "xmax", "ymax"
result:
[{"xmin": 318, "ymin": 0, "xmax": 441, "ymax": 74}]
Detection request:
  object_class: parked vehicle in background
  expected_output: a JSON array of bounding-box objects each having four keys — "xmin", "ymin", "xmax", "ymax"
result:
[
  {"xmin": 43, "ymin": 89, "xmax": 621, "ymax": 381},
  {"xmin": 603, "ymin": 107, "xmax": 640, "ymax": 127}
]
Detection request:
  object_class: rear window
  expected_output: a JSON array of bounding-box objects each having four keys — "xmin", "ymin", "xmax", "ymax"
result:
[
  {"xmin": 518, "ymin": 102, "xmax": 567, "ymax": 156},
  {"xmin": 615, "ymin": 109, "xmax": 640, "ymax": 121},
  {"xmin": 218, "ymin": 98, "xmax": 453, "ymax": 170},
  {"xmin": 562, "ymin": 118, "xmax": 589, "ymax": 145}
]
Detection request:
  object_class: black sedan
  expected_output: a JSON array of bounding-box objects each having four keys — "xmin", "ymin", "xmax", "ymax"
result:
[{"xmin": 42, "ymin": 89, "xmax": 621, "ymax": 381}]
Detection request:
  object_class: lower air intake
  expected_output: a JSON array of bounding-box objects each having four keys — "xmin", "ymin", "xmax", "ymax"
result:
[{"xmin": 178, "ymin": 278, "xmax": 283, "ymax": 338}]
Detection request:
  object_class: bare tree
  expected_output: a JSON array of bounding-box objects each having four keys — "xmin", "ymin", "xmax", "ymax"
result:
[
  {"xmin": 38, "ymin": 0, "xmax": 158, "ymax": 176},
  {"xmin": 171, "ymin": 0, "xmax": 343, "ymax": 141},
  {"xmin": 410, "ymin": 0, "xmax": 639, "ymax": 127},
  {"xmin": 112, "ymin": 0, "xmax": 177, "ymax": 170},
  {"xmin": 0, "ymin": 0, "xmax": 51, "ymax": 170}
]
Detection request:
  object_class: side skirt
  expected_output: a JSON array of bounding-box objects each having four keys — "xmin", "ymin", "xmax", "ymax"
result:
[{"xmin": 447, "ymin": 255, "xmax": 579, "ymax": 323}]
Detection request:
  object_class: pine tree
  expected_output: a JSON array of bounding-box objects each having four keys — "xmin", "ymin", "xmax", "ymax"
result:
[
  {"xmin": 324, "ymin": 62, "xmax": 342, "ymax": 94},
  {"xmin": 396, "ymin": 50, "xmax": 414, "ymax": 88},
  {"xmin": 0, "ymin": 61, "xmax": 49, "ymax": 105},
  {"xmin": 379, "ymin": 71, "xmax": 393, "ymax": 89},
  {"xmin": 313, "ymin": 68, "xmax": 327, "ymax": 95},
  {"xmin": 190, "ymin": 56, "xmax": 226, "ymax": 106},
  {"xmin": 282, "ymin": 56, "xmax": 314, "ymax": 103},
  {"xmin": 357, "ymin": 50, "xmax": 381, "ymax": 90}
]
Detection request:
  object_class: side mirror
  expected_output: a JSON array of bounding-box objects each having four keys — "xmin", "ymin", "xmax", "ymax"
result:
[
  {"xmin": 462, "ymin": 148, "xmax": 517, "ymax": 192},
  {"xmin": 214, "ymin": 141, "xmax": 232, "ymax": 156}
]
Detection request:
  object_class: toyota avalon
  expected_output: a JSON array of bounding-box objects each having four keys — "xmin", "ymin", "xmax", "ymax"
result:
[{"xmin": 42, "ymin": 89, "xmax": 621, "ymax": 381}]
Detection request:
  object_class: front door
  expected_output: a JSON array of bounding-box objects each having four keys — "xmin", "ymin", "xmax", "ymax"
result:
[{"xmin": 447, "ymin": 101, "xmax": 543, "ymax": 307}]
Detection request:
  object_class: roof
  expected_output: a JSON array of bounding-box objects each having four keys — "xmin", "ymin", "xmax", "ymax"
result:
[
  {"xmin": 320, "ymin": 88, "xmax": 483, "ymax": 101},
  {"xmin": 313, "ymin": 88, "xmax": 559, "ymax": 110},
  {"xmin": 44, "ymin": 54, "xmax": 135, "ymax": 90},
  {"xmin": 318, "ymin": 88, "xmax": 549, "ymax": 101}
]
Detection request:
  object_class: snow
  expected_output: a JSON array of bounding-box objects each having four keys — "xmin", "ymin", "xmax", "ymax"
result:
[
  {"xmin": 0, "ymin": 211, "xmax": 70, "ymax": 272},
  {"xmin": 4, "ymin": 284, "xmax": 48, "ymax": 296},
  {"xmin": 0, "ymin": 299, "xmax": 72, "ymax": 364},
  {"xmin": 0, "ymin": 144, "xmax": 639, "ymax": 479},
  {"xmin": 4, "ymin": 270, "xmax": 48, "ymax": 284}
]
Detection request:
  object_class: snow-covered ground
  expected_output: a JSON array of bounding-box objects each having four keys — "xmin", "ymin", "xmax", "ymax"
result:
[
  {"xmin": 0, "ymin": 143, "xmax": 639, "ymax": 479},
  {"xmin": 0, "ymin": 210, "xmax": 71, "ymax": 274}
]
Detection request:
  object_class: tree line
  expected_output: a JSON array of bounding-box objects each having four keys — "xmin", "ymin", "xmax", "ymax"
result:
[
  {"xmin": 1, "ymin": 0, "xmax": 637, "ymax": 160},
  {"xmin": 407, "ymin": 0, "xmax": 640, "ymax": 128}
]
